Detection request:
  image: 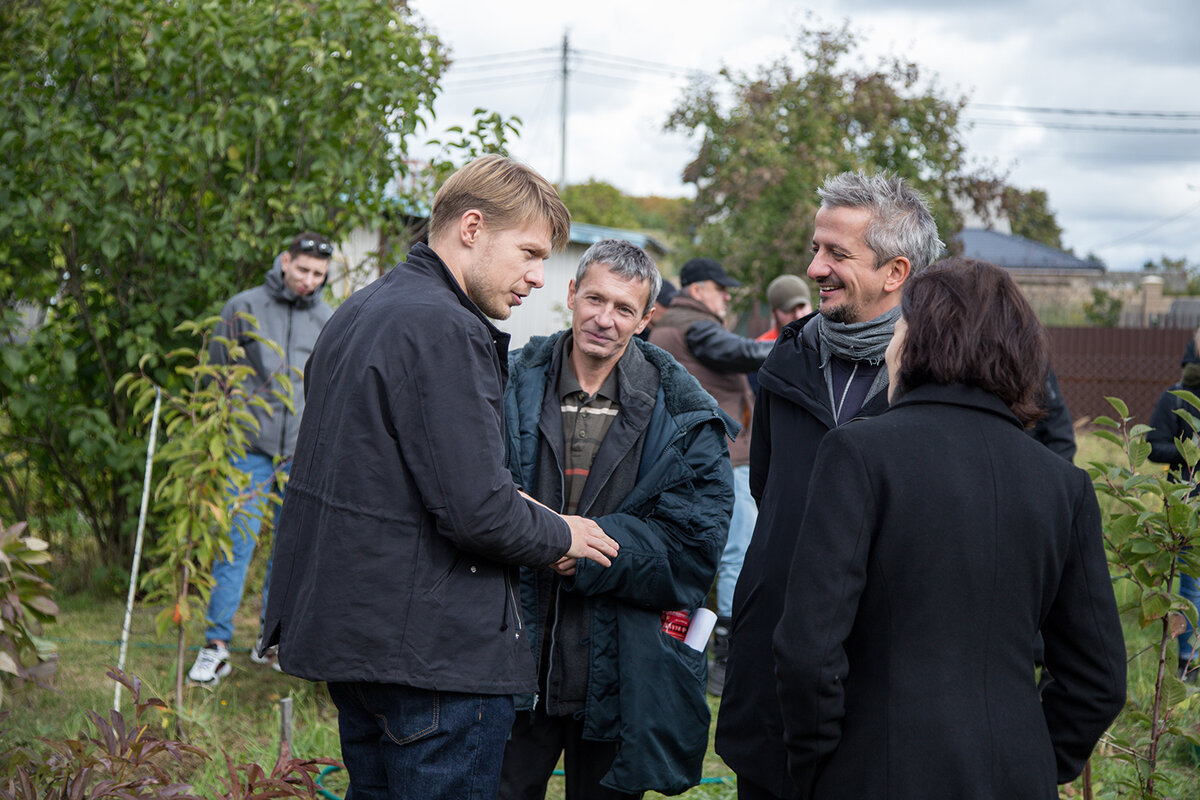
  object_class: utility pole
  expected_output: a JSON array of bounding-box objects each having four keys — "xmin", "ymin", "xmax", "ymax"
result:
[{"xmin": 559, "ymin": 32, "xmax": 569, "ymax": 188}]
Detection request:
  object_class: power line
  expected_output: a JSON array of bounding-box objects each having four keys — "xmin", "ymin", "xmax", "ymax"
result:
[
  {"xmin": 967, "ymin": 117, "xmax": 1200, "ymax": 135},
  {"xmin": 573, "ymin": 48, "xmax": 703, "ymax": 79},
  {"xmin": 449, "ymin": 46, "xmax": 559, "ymax": 64},
  {"xmin": 1099, "ymin": 199, "xmax": 1200, "ymax": 247},
  {"xmin": 573, "ymin": 70, "xmax": 640, "ymax": 88},
  {"xmin": 447, "ymin": 54, "xmax": 560, "ymax": 73},
  {"xmin": 970, "ymin": 102, "xmax": 1200, "ymax": 120},
  {"xmin": 442, "ymin": 71, "xmax": 561, "ymax": 91}
]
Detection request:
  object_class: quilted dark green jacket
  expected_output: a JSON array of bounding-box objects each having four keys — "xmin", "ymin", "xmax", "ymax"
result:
[{"xmin": 504, "ymin": 332, "xmax": 736, "ymax": 795}]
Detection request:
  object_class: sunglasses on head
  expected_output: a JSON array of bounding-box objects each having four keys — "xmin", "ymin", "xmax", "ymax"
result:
[{"xmin": 299, "ymin": 239, "xmax": 334, "ymax": 257}]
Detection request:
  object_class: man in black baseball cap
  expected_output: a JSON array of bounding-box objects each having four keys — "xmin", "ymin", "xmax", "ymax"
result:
[{"xmin": 650, "ymin": 256, "xmax": 772, "ymax": 696}]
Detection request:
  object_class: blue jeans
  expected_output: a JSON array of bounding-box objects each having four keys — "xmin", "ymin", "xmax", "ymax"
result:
[
  {"xmin": 203, "ymin": 451, "xmax": 288, "ymax": 644},
  {"xmin": 1180, "ymin": 570, "xmax": 1200, "ymax": 661},
  {"xmin": 328, "ymin": 682, "xmax": 516, "ymax": 800},
  {"xmin": 717, "ymin": 465, "xmax": 757, "ymax": 619}
]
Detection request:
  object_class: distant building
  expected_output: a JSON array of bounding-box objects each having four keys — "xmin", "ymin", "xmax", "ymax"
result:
[{"xmin": 954, "ymin": 229, "xmax": 1104, "ymax": 317}]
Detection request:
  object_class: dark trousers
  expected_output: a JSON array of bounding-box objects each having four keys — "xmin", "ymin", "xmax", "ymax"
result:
[
  {"xmin": 736, "ymin": 775, "xmax": 791, "ymax": 800},
  {"xmin": 499, "ymin": 707, "xmax": 643, "ymax": 800},
  {"xmin": 328, "ymin": 681, "xmax": 515, "ymax": 800}
]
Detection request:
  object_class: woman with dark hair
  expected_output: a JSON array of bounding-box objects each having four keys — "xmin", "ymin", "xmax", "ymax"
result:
[{"xmin": 772, "ymin": 258, "xmax": 1126, "ymax": 799}]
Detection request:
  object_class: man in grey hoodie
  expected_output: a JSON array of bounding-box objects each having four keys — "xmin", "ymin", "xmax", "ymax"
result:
[{"xmin": 188, "ymin": 231, "xmax": 335, "ymax": 685}]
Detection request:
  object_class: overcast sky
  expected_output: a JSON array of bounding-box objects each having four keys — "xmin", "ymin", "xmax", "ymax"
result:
[{"xmin": 411, "ymin": 0, "xmax": 1199, "ymax": 272}]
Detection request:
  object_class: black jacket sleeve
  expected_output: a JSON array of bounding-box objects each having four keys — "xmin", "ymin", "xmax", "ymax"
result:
[
  {"xmin": 566, "ymin": 421, "xmax": 733, "ymax": 610},
  {"xmin": 398, "ymin": 325, "xmax": 572, "ymax": 566},
  {"xmin": 1147, "ymin": 387, "xmax": 1192, "ymax": 469},
  {"xmin": 773, "ymin": 430, "xmax": 874, "ymax": 796},
  {"xmin": 685, "ymin": 320, "xmax": 774, "ymax": 373},
  {"xmin": 1029, "ymin": 370, "xmax": 1076, "ymax": 461},
  {"xmin": 1038, "ymin": 470, "xmax": 1127, "ymax": 782}
]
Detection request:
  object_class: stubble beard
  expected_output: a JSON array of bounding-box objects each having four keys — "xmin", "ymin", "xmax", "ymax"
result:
[
  {"xmin": 463, "ymin": 269, "xmax": 513, "ymax": 321},
  {"xmin": 820, "ymin": 301, "xmax": 859, "ymax": 325}
]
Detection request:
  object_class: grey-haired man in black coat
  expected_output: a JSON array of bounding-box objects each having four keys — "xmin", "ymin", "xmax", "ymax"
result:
[{"xmin": 715, "ymin": 172, "xmax": 944, "ymax": 800}]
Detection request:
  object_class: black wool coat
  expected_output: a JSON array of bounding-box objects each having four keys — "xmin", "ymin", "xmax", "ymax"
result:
[
  {"xmin": 716, "ymin": 313, "xmax": 891, "ymax": 798},
  {"xmin": 773, "ymin": 383, "xmax": 1126, "ymax": 800},
  {"xmin": 262, "ymin": 243, "xmax": 571, "ymax": 693}
]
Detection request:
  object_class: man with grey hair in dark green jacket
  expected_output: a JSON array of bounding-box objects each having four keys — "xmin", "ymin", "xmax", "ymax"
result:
[{"xmin": 500, "ymin": 239, "xmax": 736, "ymax": 798}]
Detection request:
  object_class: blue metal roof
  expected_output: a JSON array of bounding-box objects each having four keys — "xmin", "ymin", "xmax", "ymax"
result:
[
  {"xmin": 569, "ymin": 222, "xmax": 670, "ymax": 255},
  {"xmin": 954, "ymin": 229, "xmax": 1100, "ymax": 271}
]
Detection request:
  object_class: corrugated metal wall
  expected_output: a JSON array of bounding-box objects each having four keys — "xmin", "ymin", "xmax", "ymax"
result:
[{"xmin": 1049, "ymin": 327, "xmax": 1193, "ymax": 426}]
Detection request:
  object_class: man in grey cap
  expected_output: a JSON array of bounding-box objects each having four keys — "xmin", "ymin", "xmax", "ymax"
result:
[
  {"xmin": 757, "ymin": 275, "xmax": 813, "ymax": 343},
  {"xmin": 649, "ymin": 256, "xmax": 772, "ymax": 695}
]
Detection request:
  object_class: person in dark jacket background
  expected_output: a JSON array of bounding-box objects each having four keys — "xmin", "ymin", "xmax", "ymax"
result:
[
  {"xmin": 715, "ymin": 172, "xmax": 943, "ymax": 800},
  {"xmin": 500, "ymin": 240, "xmax": 735, "ymax": 799},
  {"xmin": 188, "ymin": 231, "xmax": 334, "ymax": 686},
  {"xmin": 773, "ymin": 258, "xmax": 1125, "ymax": 799},
  {"xmin": 1030, "ymin": 368, "xmax": 1077, "ymax": 460},
  {"xmin": 262, "ymin": 156, "xmax": 620, "ymax": 800},
  {"xmin": 650, "ymin": 256, "xmax": 772, "ymax": 696},
  {"xmin": 1147, "ymin": 329, "xmax": 1200, "ymax": 681}
]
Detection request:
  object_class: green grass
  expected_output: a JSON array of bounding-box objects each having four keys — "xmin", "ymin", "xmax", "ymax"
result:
[
  {"xmin": 5, "ymin": 434, "xmax": 1199, "ymax": 799},
  {"xmin": 0, "ymin": 589, "xmax": 736, "ymax": 798}
]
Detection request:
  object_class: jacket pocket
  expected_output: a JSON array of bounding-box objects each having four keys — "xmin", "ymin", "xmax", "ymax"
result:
[{"xmin": 342, "ymin": 683, "xmax": 441, "ymax": 745}]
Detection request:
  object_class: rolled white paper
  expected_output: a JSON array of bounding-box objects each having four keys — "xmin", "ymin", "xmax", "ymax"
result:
[{"xmin": 683, "ymin": 607, "xmax": 718, "ymax": 652}]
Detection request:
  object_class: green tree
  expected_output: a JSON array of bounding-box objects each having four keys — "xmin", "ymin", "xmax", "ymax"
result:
[
  {"xmin": 666, "ymin": 23, "xmax": 997, "ymax": 298},
  {"xmin": 1002, "ymin": 187, "xmax": 1064, "ymax": 249},
  {"xmin": 0, "ymin": 0, "xmax": 450, "ymax": 564},
  {"xmin": 119, "ymin": 313, "xmax": 286, "ymax": 727},
  {"xmin": 1083, "ymin": 288, "xmax": 1124, "ymax": 327},
  {"xmin": 630, "ymin": 195, "xmax": 691, "ymax": 239},
  {"xmin": 560, "ymin": 180, "xmax": 640, "ymax": 229},
  {"xmin": 1089, "ymin": 397, "xmax": 1200, "ymax": 798}
]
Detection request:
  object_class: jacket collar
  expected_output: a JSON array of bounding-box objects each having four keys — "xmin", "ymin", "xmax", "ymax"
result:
[
  {"xmin": 888, "ymin": 382, "xmax": 1024, "ymax": 430},
  {"xmin": 664, "ymin": 293, "xmax": 721, "ymax": 324},
  {"xmin": 264, "ymin": 261, "xmax": 325, "ymax": 309},
  {"xmin": 406, "ymin": 241, "xmax": 510, "ymax": 352}
]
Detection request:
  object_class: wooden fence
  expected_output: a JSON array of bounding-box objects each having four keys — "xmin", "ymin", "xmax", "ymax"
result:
[{"xmin": 1049, "ymin": 327, "xmax": 1193, "ymax": 427}]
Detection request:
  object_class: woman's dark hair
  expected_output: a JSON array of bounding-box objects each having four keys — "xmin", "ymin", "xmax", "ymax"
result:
[{"xmin": 895, "ymin": 257, "xmax": 1048, "ymax": 426}]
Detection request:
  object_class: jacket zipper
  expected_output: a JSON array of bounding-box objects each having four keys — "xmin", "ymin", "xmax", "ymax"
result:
[
  {"xmin": 278, "ymin": 303, "xmax": 294, "ymax": 456},
  {"xmin": 539, "ymin": 439, "xmax": 568, "ymax": 712},
  {"xmin": 504, "ymin": 569, "xmax": 524, "ymax": 635}
]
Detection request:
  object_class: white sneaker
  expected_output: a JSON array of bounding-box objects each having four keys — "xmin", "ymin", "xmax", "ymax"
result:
[
  {"xmin": 249, "ymin": 634, "xmax": 283, "ymax": 672},
  {"xmin": 188, "ymin": 642, "xmax": 232, "ymax": 685}
]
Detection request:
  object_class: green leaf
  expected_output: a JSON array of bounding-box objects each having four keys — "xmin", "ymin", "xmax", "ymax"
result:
[{"xmin": 1140, "ymin": 590, "xmax": 1172, "ymax": 620}]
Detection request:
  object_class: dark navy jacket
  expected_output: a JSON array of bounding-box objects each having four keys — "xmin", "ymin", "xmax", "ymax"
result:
[
  {"xmin": 504, "ymin": 332, "xmax": 736, "ymax": 794},
  {"xmin": 263, "ymin": 243, "xmax": 572, "ymax": 692}
]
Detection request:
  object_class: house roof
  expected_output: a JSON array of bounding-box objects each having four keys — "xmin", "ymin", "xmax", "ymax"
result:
[
  {"xmin": 954, "ymin": 229, "xmax": 1100, "ymax": 271},
  {"xmin": 569, "ymin": 222, "xmax": 669, "ymax": 255}
]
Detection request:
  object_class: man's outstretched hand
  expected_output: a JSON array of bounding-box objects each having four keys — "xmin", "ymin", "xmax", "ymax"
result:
[{"xmin": 559, "ymin": 515, "xmax": 619, "ymax": 573}]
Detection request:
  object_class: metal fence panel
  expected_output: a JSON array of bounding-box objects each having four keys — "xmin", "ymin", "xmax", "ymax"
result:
[{"xmin": 1048, "ymin": 327, "xmax": 1192, "ymax": 426}]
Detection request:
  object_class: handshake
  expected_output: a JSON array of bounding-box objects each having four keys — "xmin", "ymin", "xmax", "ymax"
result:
[{"xmin": 519, "ymin": 490, "xmax": 618, "ymax": 576}]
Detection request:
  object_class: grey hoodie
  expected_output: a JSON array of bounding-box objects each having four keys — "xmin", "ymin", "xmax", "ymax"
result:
[{"xmin": 208, "ymin": 262, "xmax": 333, "ymax": 457}]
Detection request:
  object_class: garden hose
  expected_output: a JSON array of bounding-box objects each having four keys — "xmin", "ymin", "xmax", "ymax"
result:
[{"xmin": 313, "ymin": 766, "xmax": 733, "ymax": 799}]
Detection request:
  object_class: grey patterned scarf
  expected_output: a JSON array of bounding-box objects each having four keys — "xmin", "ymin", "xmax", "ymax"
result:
[{"xmin": 817, "ymin": 306, "xmax": 901, "ymax": 415}]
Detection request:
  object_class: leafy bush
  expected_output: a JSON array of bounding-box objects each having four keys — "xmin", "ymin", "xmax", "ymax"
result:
[
  {"xmin": 1088, "ymin": 396, "xmax": 1200, "ymax": 797},
  {"xmin": 0, "ymin": 669, "xmax": 337, "ymax": 799},
  {"xmin": 0, "ymin": 518, "xmax": 58, "ymax": 705}
]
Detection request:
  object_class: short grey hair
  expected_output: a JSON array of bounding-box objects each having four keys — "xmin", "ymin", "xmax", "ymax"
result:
[
  {"xmin": 817, "ymin": 172, "xmax": 943, "ymax": 274},
  {"xmin": 575, "ymin": 239, "xmax": 662, "ymax": 316}
]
